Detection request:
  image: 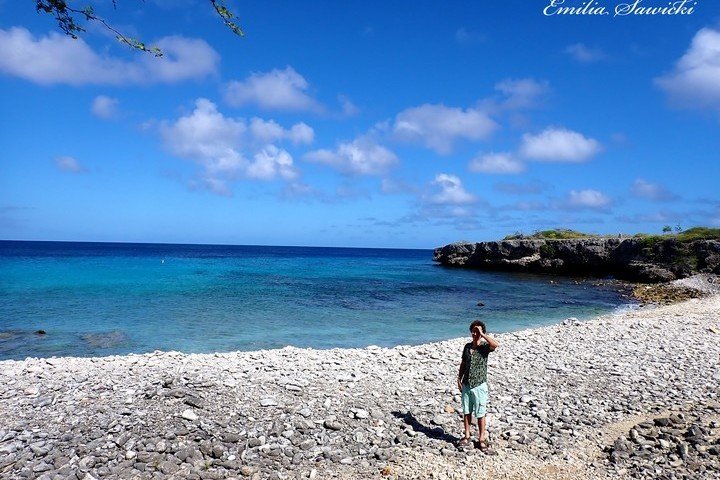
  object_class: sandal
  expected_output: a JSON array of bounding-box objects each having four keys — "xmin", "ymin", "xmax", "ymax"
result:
[
  {"xmin": 477, "ymin": 440, "xmax": 489, "ymax": 452},
  {"xmin": 458, "ymin": 437, "xmax": 471, "ymax": 448}
]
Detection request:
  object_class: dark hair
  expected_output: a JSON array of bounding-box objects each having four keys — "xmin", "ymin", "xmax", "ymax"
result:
[{"xmin": 469, "ymin": 320, "xmax": 486, "ymax": 334}]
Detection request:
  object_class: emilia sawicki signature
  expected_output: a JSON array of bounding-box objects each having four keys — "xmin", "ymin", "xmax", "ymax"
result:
[{"xmin": 543, "ymin": 0, "xmax": 697, "ymax": 16}]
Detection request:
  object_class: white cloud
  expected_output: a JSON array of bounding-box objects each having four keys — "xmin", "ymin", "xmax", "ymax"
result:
[
  {"xmin": 519, "ymin": 127, "xmax": 601, "ymax": 162},
  {"xmin": 54, "ymin": 156, "xmax": 85, "ymax": 173},
  {"xmin": 566, "ymin": 189, "xmax": 612, "ymax": 209},
  {"xmin": 631, "ymin": 179, "xmax": 678, "ymax": 201},
  {"xmin": 141, "ymin": 36, "xmax": 220, "ymax": 83},
  {"xmin": 224, "ymin": 66, "xmax": 320, "ymax": 112},
  {"xmin": 159, "ymin": 98, "xmax": 308, "ymax": 194},
  {"xmin": 160, "ymin": 98, "xmax": 246, "ymax": 176},
  {"xmin": 494, "ymin": 78, "xmax": 550, "ymax": 109},
  {"xmin": 246, "ymin": 145, "xmax": 298, "ymax": 181},
  {"xmin": 469, "ymin": 152, "xmax": 525, "ymax": 174},
  {"xmin": 428, "ymin": 173, "xmax": 476, "ymax": 205},
  {"xmin": 391, "ymin": 104, "xmax": 498, "ymax": 154},
  {"xmin": 564, "ymin": 43, "xmax": 606, "ymax": 63},
  {"xmin": 249, "ymin": 118, "xmax": 314, "ymax": 145},
  {"xmin": 91, "ymin": 95, "xmax": 119, "ymax": 119},
  {"xmin": 0, "ymin": 27, "xmax": 218, "ymax": 85},
  {"xmin": 304, "ymin": 137, "xmax": 398, "ymax": 176},
  {"xmin": 655, "ymin": 28, "xmax": 720, "ymax": 110}
]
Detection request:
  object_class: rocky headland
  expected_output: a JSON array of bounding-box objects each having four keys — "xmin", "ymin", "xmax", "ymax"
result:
[
  {"xmin": 433, "ymin": 236, "xmax": 720, "ymax": 283},
  {"xmin": 1, "ymin": 288, "xmax": 720, "ymax": 479}
]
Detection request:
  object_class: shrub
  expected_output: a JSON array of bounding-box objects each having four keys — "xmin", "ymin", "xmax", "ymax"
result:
[
  {"xmin": 530, "ymin": 229, "xmax": 594, "ymax": 239},
  {"xmin": 676, "ymin": 227, "xmax": 720, "ymax": 242}
]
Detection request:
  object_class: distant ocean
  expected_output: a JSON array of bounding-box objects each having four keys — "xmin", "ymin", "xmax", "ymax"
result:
[{"xmin": 0, "ymin": 241, "xmax": 632, "ymax": 360}]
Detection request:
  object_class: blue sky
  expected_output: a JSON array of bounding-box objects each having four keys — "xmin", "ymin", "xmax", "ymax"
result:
[{"xmin": 1, "ymin": 0, "xmax": 719, "ymax": 248}]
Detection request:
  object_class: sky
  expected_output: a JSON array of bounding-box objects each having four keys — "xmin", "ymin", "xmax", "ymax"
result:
[{"xmin": 1, "ymin": 0, "xmax": 720, "ymax": 249}]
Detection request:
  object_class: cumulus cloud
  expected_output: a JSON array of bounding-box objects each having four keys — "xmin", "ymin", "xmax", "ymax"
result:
[
  {"xmin": 143, "ymin": 36, "xmax": 220, "ymax": 83},
  {"xmin": 91, "ymin": 95, "xmax": 119, "ymax": 119},
  {"xmin": 655, "ymin": 28, "xmax": 720, "ymax": 111},
  {"xmin": 565, "ymin": 189, "xmax": 612, "ymax": 210},
  {"xmin": 158, "ymin": 98, "xmax": 310, "ymax": 194},
  {"xmin": 390, "ymin": 104, "xmax": 497, "ymax": 154},
  {"xmin": 224, "ymin": 66, "xmax": 321, "ymax": 112},
  {"xmin": 54, "ymin": 156, "xmax": 86, "ymax": 173},
  {"xmin": 246, "ymin": 145, "xmax": 298, "ymax": 181},
  {"xmin": 468, "ymin": 152, "xmax": 525, "ymax": 174},
  {"xmin": 304, "ymin": 137, "xmax": 398, "ymax": 176},
  {"xmin": 630, "ymin": 179, "xmax": 678, "ymax": 201},
  {"xmin": 0, "ymin": 27, "xmax": 219, "ymax": 85},
  {"xmin": 427, "ymin": 173, "xmax": 476, "ymax": 205},
  {"xmin": 519, "ymin": 127, "xmax": 601, "ymax": 162},
  {"xmin": 493, "ymin": 78, "xmax": 550, "ymax": 110},
  {"xmin": 564, "ymin": 43, "xmax": 606, "ymax": 63},
  {"xmin": 249, "ymin": 118, "xmax": 314, "ymax": 145}
]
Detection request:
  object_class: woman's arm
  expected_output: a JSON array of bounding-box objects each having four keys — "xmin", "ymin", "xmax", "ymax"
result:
[
  {"xmin": 457, "ymin": 354, "xmax": 466, "ymax": 391},
  {"xmin": 476, "ymin": 327, "xmax": 499, "ymax": 351}
]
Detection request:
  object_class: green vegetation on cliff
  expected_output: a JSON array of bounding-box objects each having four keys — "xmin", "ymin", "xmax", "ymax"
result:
[
  {"xmin": 504, "ymin": 227, "xmax": 720, "ymax": 242},
  {"xmin": 633, "ymin": 227, "xmax": 720, "ymax": 245},
  {"xmin": 503, "ymin": 229, "xmax": 593, "ymax": 240}
]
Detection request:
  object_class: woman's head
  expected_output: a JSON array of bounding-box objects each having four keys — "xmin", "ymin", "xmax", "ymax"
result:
[{"xmin": 469, "ymin": 319, "xmax": 486, "ymax": 336}]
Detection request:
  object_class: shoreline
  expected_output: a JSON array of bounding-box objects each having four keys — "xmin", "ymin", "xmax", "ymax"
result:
[
  {"xmin": 2, "ymin": 291, "xmax": 719, "ymax": 479},
  {"xmin": 1, "ymin": 274, "xmax": 707, "ymax": 364}
]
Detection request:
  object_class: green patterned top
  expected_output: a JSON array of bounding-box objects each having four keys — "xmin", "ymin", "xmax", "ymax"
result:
[{"xmin": 460, "ymin": 342, "xmax": 491, "ymax": 388}]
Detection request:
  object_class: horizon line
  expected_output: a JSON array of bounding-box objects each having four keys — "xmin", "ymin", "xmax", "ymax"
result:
[{"xmin": 0, "ymin": 238, "xmax": 438, "ymax": 251}]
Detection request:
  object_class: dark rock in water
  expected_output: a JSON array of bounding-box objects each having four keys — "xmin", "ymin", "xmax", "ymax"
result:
[
  {"xmin": 81, "ymin": 330, "xmax": 128, "ymax": 349},
  {"xmin": 477, "ymin": 302, "xmax": 485, "ymax": 307},
  {"xmin": 35, "ymin": 330, "xmax": 46, "ymax": 335},
  {"xmin": 433, "ymin": 238, "xmax": 720, "ymax": 283}
]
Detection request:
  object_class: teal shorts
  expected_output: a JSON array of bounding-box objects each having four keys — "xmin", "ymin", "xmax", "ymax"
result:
[{"xmin": 461, "ymin": 382, "xmax": 488, "ymax": 418}]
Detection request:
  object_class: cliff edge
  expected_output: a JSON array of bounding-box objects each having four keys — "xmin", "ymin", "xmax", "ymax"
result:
[{"xmin": 433, "ymin": 237, "xmax": 720, "ymax": 283}]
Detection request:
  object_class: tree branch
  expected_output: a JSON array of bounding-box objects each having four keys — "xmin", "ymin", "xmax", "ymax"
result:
[{"xmin": 35, "ymin": 0, "xmax": 243, "ymax": 57}]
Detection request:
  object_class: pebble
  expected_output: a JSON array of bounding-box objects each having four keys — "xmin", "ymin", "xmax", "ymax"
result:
[{"xmin": 181, "ymin": 409, "xmax": 198, "ymax": 421}]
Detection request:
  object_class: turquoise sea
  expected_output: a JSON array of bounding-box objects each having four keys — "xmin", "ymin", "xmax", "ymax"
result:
[{"xmin": 0, "ymin": 241, "xmax": 631, "ymax": 360}]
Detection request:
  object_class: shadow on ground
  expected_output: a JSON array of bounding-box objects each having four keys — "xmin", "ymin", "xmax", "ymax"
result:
[{"xmin": 392, "ymin": 411, "xmax": 461, "ymax": 445}]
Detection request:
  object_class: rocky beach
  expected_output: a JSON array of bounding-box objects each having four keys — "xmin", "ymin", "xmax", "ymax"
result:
[{"xmin": 1, "ymin": 281, "xmax": 720, "ymax": 480}]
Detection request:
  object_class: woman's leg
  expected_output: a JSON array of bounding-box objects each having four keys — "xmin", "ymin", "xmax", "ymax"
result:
[
  {"xmin": 477, "ymin": 415, "xmax": 486, "ymax": 442},
  {"xmin": 463, "ymin": 413, "xmax": 472, "ymax": 440}
]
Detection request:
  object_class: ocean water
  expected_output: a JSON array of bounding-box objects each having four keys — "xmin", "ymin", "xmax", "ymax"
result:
[{"xmin": 0, "ymin": 241, "xmax": 631, "ymax": 360}]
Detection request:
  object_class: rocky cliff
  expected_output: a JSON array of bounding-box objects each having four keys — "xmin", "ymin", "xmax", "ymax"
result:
[{"xmin": 433, "ymin": 237, "xmax": 720, "ymax": 282}]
